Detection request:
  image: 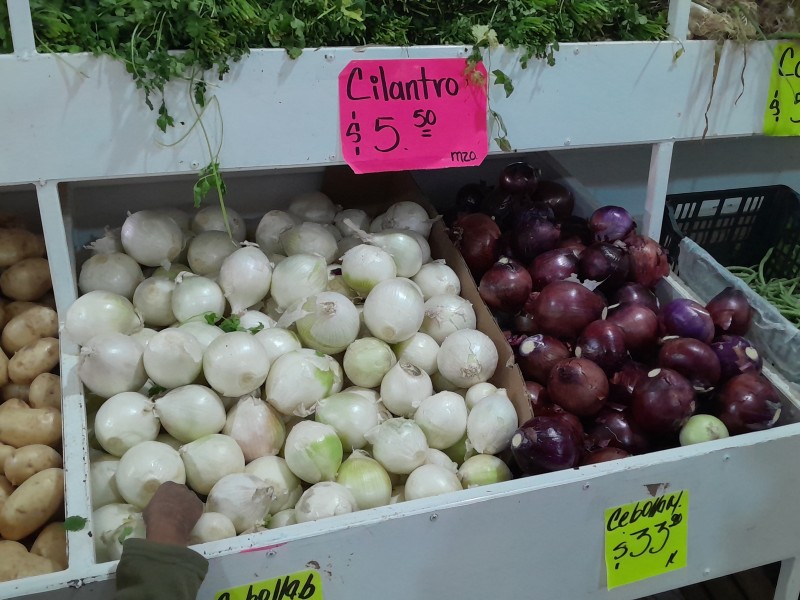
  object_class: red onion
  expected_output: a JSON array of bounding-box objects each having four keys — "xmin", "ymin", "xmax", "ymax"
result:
[
  {"xmin": 658, "ymin": 299, "xmax": 715, "ymax": 344},
  {"xmin": 559, "ymin": 216, "xmax": 591, "ymax": 244},
  {"xmin": 579, "ymin": 242, "xmax": 630, "ymax": 289},
  {"xmin": 522, "ymin": 292, "xmax": 539, "ymax": 316},
  {"xmin": 479, "ymin": 257, "xmax": 533, "ymax": 314},
  {"xmin": 453, "ymin": 213, "xmax": 502, "ymax": 278},
  {"xmin": 608, "ymin": 361, "xmax": 650, "ymax": 405},
  {"xmin": 612, "ymin": 283, "xmax": 659, "ymax": 314},
  {"xmin": 499, "ymin": 162, "xmax": 539, "ymax": 195},
  {"xmin": 624, "ymin": 233, "xmax": 670, "ymax": 288},
  {"xmin": 516, "ymin": 334, "xmax": 570, "ymax": 384},
  {"xmin": 575, "ymin": 320, "xmax": 628, "ymax": 374},
  {"xmin": 589, "ymin": 206, "xmax": 635, "ymax": 242},
  {"xmin": 580, "ymin": 447, "xmax": 631, "ymax": 465},
  {"xmin": 606, "ymin": 303, "xmax": 659, "ymax": 355},
  {"xmin": 525, "ymin": 381, "xmax": 549, "ymax": 413},
  {"xmin": 533, "ymin": 404, "xmax": 585, "ymax": 440},
  {"xmin": 514, "ymin": 313, "xmax": 539, "ymax": 335},
  {"xmin": 511, "ymin": 416, "xmax": 584, "ymax": 474},
  {"xmin": 532, "ymin": 281, "xmax": 606, "ymax": 340},
  {"xmin": 631, "ymin": 368, "xmax": 696, "ymax": 436},
  {"xmin": 716, "ymin": 373, "xmax": 781, "ymax": 434},
  {"xmin": 548, "ymin": 357, "xmax": 609, "ymax": 417},
  {"xmin": 588, "ymin": 407, "xmax": 650, "ymax": 454},
  {"xmin": 658, "ymin": 338, "xmax": 721, "ymax": 391},
  {"xmin": 706, "ymin": 287, "xmax": 753, "ymax": 336},
  {"xmin": 456, "ymin": 182, "xmax": 489, "ymax": 214},
  {"xmin": 558, "ymin": 237, "xmax": 587, "ymax": 256},
  {"xmin": 710, "ymin": 335, "xmax": 763, "ymax": 380},
  {"xmin": 528, "ymin": 248, "xmax": 580, "ymax": 291},
  {"xmin": 531, "ymin": 181, "xmax": 575, "ymax": 221},
  {"xmin": 512, "ymin": 218, "xmax": 561, "ymax": 263}
]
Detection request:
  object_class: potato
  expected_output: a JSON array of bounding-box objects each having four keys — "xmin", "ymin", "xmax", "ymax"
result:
[
  {"xmin": 0, "ymin": 398, "xmax": 30, "ymax": 411},
  {"xmin": 8, "ymin": 337, "xmax": 59, "ymax": 384},
  {"xmin": 0, "ymin": 229, "xmax": 46, "ymax": 268},
  {"xmin": 0, "ymin": 540, "xmax": 61, "ymax": 582},
  {"xmin": 0, "ymin": 347, "xmax": 8, "ymax": 388},
  {"xmin": 0, "ymin": 213, "xmax": 28, "ymax": 230},
  {"xmin": 5, "ymin": 445, "xmax": 63, "ymax": 486},
  {"xmin": 0, "ymin": 443, "xmax": 14, "ymax": 473},
  {"xmin": 4, "ymin": 301, "xmax": 39, "ymax": 321},
  {"xmin": 0, "ymin": 475, "xmax": 13, "ymax": 511},
  {"xmin": 0, "ymin": 258, "xmax": 52, "ymax": 302},
  {"xmin": 28, "ymin": 373, "xmax": 61, "ymax": 410},
  {"xmin": 0, "ymin": 467, "xmax": 64, "ymax": 540},
  {"xmin": 0, "ymin": 304, "xmax": 7, "ymax": 332},
  {"xmin": 2, "ymin": 383, "xmax": 29, "ymax": 402},
  {"xmin": 0, "ymin": 406, "xmax": 61, "ymax": 448},
  {"xmin": 37, "ymin": 292, "xmax": 57, "ymax": 311},
  {"xmin": 31, "ymin": 522, "xmax": 68, "ymax": 570},
  {"xmin": 2, "ymin": 306, "xmax": 59, "ymax": 354}
]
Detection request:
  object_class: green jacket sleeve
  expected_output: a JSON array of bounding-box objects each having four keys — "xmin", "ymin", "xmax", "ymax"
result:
[{"xmin": 115, "ymin": 538, "xmax": 209, "ymax": 600}]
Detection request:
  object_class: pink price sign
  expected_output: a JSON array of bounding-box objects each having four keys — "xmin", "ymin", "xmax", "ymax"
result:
[{"xmin": 338, "ymin": 58, "xmax": 489, "ymax": 174}]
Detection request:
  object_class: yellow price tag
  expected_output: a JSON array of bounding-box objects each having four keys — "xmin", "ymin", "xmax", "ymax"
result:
[
  {"xmin": 215, "ymin": 569, "xmax": 322, "ymax": 600},
  {"xmin": 604, "ymin": 490, "xmax": 688, "ymax": 589},
  {"xmin": 764, "ymin": 42, "xmax": 800, "ymax": 136}
]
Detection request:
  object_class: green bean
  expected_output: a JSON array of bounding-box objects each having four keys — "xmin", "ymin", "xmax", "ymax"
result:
[{"xmin": 727, "ymin": 246, "xmax": 800, "ymax": 326}]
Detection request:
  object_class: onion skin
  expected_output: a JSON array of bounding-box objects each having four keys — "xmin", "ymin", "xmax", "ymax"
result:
[
  {"xmin": 575, "ymin": 320, "xmax": 628, "ymax": 374},
  {"xmin": 659, "ymin": 299, "xmax": 715, "ymax": 344},
  {"xmin": 710, "ymin": 335, "xmax": 763, "ymax": 381},
  {"xmin": 453, "ymin": 213, "xmax": 501, "ymax": 279},
  {"xmin": 658, "ymin": 338, "xmax": 721, "ymax": 391},
  {"xmin": 608, "ymin": 361, "xmax": 649, "ymax": 405},
  {"xmin": 479, "ymin": 258, "xmax": 533, "ymax": 315},
  {"xmin": 588, "ymin": 408, "xmax": 650, "ymax": 455},
  {"xmin": 525, "ymin": 381, "xmax": 549, "ymax": 413},
  {"xmin": 589, "ymin": 206, "xmax": 635, "ymax": 243},
  {"xmin": 580, "ymin": 447, "xmax": 631, "ymax": 465},
  {"xmin": 716, "ymin": 373, "xmax": 781, "ymax": 435},
  {"xmin": 548, "ymin": 358, "xmax": 609, "ymax": 417},
  {"xmin": 612, "ymin": 283, "xmax": 659, "ymax": 314},
  {"xmin": 606, "ymin": 303, "xmax": 659, "ymax": 355},
  {"xmin": 511, "ymin": 416, "xmax": 584, "ymax": 474},
  {"xmin": 516, "ymin": 334, "xmax": 570, "ymax": 384},
  {"xmin": 624, "ymin": 233, "xmax": 670, "ymax": 288},
  {"xmin": 531, "ymin": 181, "xmax": 574, "ymax": 221},
  {"xmin": 528, "ymin": 248, "xmax": 580, "ymax": 291},
  {"xmin": 631, "ymin": 368, "xmax": 696, "ymax": 436},
  {"xmin": 532, "ymin": 281, "xmax": 606, "ymax": 341},
  {"xmin": 706, "ymin": 287, "xmax": 753, "ymax": 336},
  {"xmin": 579, "ymin": 242, "xmax": 630, "ymax": 289}
]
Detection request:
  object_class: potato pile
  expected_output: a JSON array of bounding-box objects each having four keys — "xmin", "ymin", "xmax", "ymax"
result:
[{"xmin": 0, "ymin": 226, "xmax": 67, "ymax": 582}]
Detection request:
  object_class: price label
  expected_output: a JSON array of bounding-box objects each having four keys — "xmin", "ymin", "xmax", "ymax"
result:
[
  {"xmin": 215, "ymin": 569, "xmax": 322, "ymax": 600},
  {"xmin": 604, "ymin": 490, "xmax": 688, "ymax": 589},
  {"xmin": 338, "ymin": 58, "xmax": 488, "ymax": 174},
  {"xmin": 764, "ymin": 42, "xmax": 800, "ymax": 136}
]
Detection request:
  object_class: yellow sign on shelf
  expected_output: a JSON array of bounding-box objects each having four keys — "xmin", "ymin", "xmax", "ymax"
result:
[
  {"xmin": 764, "ymin": 42, "xmax": 800, "ymax": 136},
  {"xmin": 604, "ymin": 490, "xmax": 689, "ymax": 590},
  {"xmin": 215, "ymin": 569, "xmax": 322, "ymax": 600}
]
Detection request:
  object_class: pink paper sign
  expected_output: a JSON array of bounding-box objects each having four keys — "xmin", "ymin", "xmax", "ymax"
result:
[{"xmin": 339, "ymin": 59, "xmax": 488, "ymax": 174}]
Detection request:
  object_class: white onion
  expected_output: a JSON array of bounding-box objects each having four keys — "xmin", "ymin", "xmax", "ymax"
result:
[
  {"xmin": 155, "ymin": 432, "xmax": 183, "ymax": 450},
  {"xmin": 370, "ymin": 212, "xmax": 387, "ymax": 233},
  {"xmin": 178, "ymin": 321, "xmax": 224, "ymax": 350},
  {"xmin": 154, "ymin": 384, "xmax": 227, "ymax": 442},
  {"xmin": 335, "ymin": 236, "xmax": 362, "ymax": 261},
  {"xmin": 143, "ymin": 328, "xmax": 204, "ymax": 388},
  {"xmin": 363, "ymin": 278, "xmax": 424, "ymax": 344},
  {"xmin": 342, "ymin": 337, "xmax": 396, "ymax": 388},
  {"xmin": 264, "ymin": 350, "xmax": 336, "ymax": 416},
  {"xmin": 185, "ymin": 231, "xmax": 237, "ymax": 276},
  {"xmin": 294, "ymin": 292, "xmax": 360, "ymax": 355},
  {"xmin": 206, "ymin": 473, "xmax": 275, "ymax": 533},
  {"xmin": 380, "ymin": 361, "xmax": 433, "ymax": 418},
  {"xmin": 350, "ymin": 228, "xmax": 423, "ymax": 278},
  {"xmin": 404, "ymin": 464, "xmax": 462, "ymax": 500},
  {"xmin": 431, "ymin": 371, "xmax": 466, "ymax": 394},
  {"xmin": 326, "ymin": 271, "xmax": 359, "ymax": 301},
  {"xmin": 78, "ymin": 333, "xmax": 147, "ymax": 398},
  {"xmin": 90, "ymin": 454, "xmax": 124, "ymax": 508},
  {"xmin": 390, "ymin": 485, "xmax": 405, "ymax": 504},
  {"xmin": 156, "ymin": 208, "xmax": 191, "ymax": 233},
  {"xmin": 245, "ymin": 456, "xmax": 303, "ymax": 514},
  {"xmin": 115, "ymin": 441, "xmax": 186, "ymax": 508},
  {"xmin": 414, "ymin": 391, "xmax": 468, "ymax": 450},
  {"xmin": 94, "ymin": 392, "xmax": 160, "ymax": 457},
  {"xmin": 437, "ymin": 329, "xmax": 498, "ymax": 388},
  {"xmin": 129, "ymin": 327, "xmax": 158, "ymax": 347},
  {"xmin": 365, "ymin": 418, "xmax": 428, "ymax": 475},
  {"xmin": 191, "ymin": 206, "xmax": 246, "ymax": 243},
  {"xmin": 270, "ymin": 254, "xmax": 328, "ymax": 309},
  {"xmin": 218, "ymin": 246, "xmax": 273, "ymax": 314},
  {"xmin": 341, "ymin": 245, "xmax": 397, "ymax": 295},
  {"xmin": 65, "ymin": 290, "xmax": 144, "ymax": 346},
  {"xmin": 466, "ymin": 392, "xmax": 518, "ymax": 454},
  {"xmin": 189, "ymin": 512, "xmax": 237, "ymax": 544},
  {"xmin": 92, "ymin": 503, "xmax": 140, "ymax": 563},
  {"xmin": 121, "ymin": 210, "xmax": 185, "ymax": 267},
  {"xmin": 679, "ymin": 414, "xmax": 730, "ymax": 446},
  {"xmin": 267, "ymin": 509, "xmax": 297, "ymax": 529},
  {"xmin": 382, "ymin": 201, "xmax": 434, "ymax": 238},
  {"xmin": 420, "ymin": 294, "xmax": 477, "ymax": 344},
  {"xmin": 279, "ymin": 223, "xmax": 338, "ymax": 263},
  {"xmin": 336, "ymin": 450, "xmax": 392, "ymax": 510},
  {"xmin": 391, "ymin": 333, "xmax": 440, "ymax": 376},
  {"xmin": 283, "ymin": 421, "xmax": 342, "ymax": 484},
  {"xmin": 254, "ymin": 327, "xmax": 302, "ymax": 363},
  {"xmin": 223, "ymin": 395, "xmax": 286, "ymax": 462},
  {"xmin": 425, "ymin": 449, "xmax": 458, "ymax": 473},
  {"xmin": 465, "ymin": 382, "xmax": 499, "ymax": 411},
  {"xmin": 294, "ymin": 482, "xmax": 357, "ymax": 523},
  {"xmin": 344, "ymin": 387, "xmax": 381, "ymax": 403},
  {"xmin": 180, "ymin": 434, "xmax": 245, "ymax": 495},
  {"xmin": 412, "ymin": 261, "xmax": 460, "ymax": 300},
  {"xmin": 288, "ymin": 191, "xmax": 338, "ymax": 224},
  {"xmin": 152, "ymin": 263, "xmax": 190, "ymax": 281},
  {"xmin": 383, "ymin": 228, "xmax": 431, "ymax": 265},
  {"xmin": 85, "ymin": 227, "xmax": 124, "ymax": 255},
  {"xmin": 238, "ymin": 310, "xmax": 276, "ymax": 332},
  {"xmin": 79, "ymin": 252, "xmax": 144, "ymax": 299},
  {"xmin": 133, "ymin": 277, "xmax": 176, "ymax": 327},
  {"xmin": 171, "ymin": 273, "xmax": 226, "ymax": 323},
  {"xmin": 255, "ymin": 210, "xmax": 299, "ymax": 254},
  {"xmin": 457, "ymin": 454, "xmax": 513, "ymax": 488},
  {"xmin": 203, "ymin": 331, "xmax": 271, "ymax": 397},
  {"xmin": 334, "ymin": 209, "xmax": 370, "ymax": 236},
  {"xmin": 315, "ymin": 391, "xmax": 382, "ymax": 451}
]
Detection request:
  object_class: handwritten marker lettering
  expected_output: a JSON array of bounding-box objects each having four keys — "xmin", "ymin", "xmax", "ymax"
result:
[
  {"xmin": 215, "ymin": 570, "xmax": 322, "ymax": 600},
  {"xmin": 764, "ymin": 42, "xmax": 800, "ymax": 135},
  {"xmin": 339, "ymin": 59, "xmax": 488, "ymax": 174}
]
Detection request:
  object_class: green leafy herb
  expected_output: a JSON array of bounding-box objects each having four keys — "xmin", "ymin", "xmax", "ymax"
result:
[
  {"xmin": 147, "ymin": 384, "xmax": 168, "ymax": 397},
  {"xmin": 117, "ymin": 526, "xmax": 135, "ymax": 544},
  {"xmin": 248, "ymin": 322, "xmax": 266, "ymax": 334},
  {"xmin": 492, "ymin": 69, "xmax": 514, "ymax": 98},
  {"xmin": 219, "ymin": 315, "xmax": 242, "ymax": 333},
  {"xmin": 204, "ymin": 313, "xmax": 221, "ymax": 325},
  {"xmin": 63, "ymin": 516, "xmax": 88, "ymax": 531}
]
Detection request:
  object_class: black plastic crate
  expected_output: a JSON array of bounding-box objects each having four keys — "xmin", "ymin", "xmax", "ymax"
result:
[{"xmin": 661, "ymin": 185, "xmax": 800, "ymax": 281}]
